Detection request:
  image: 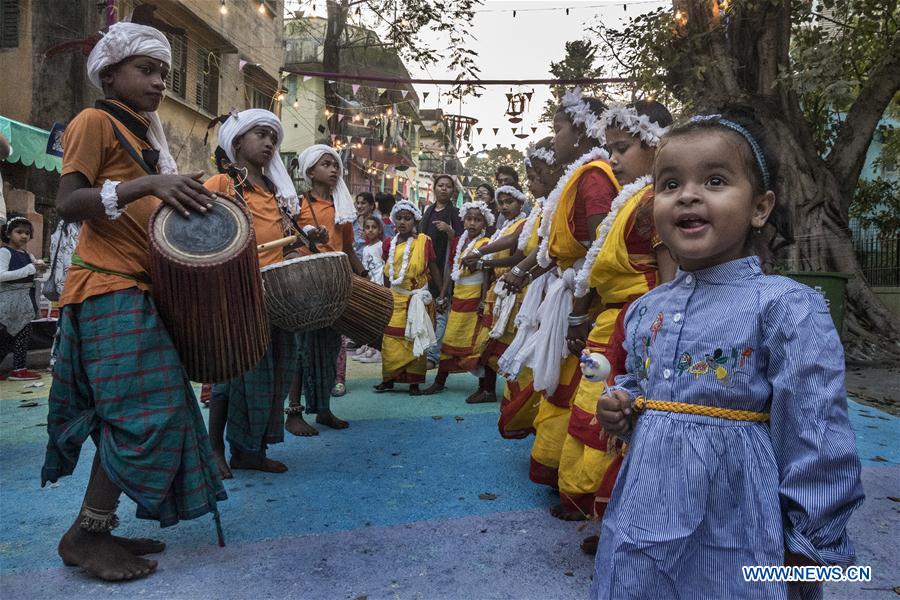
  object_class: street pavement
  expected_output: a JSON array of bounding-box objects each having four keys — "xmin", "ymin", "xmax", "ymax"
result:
[{"xmin": 1, "ymin": 361, "xmax": 897, "ymax": 599}]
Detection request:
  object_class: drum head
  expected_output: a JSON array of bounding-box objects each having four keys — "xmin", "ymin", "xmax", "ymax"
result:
[{"xmin": 151, "ymin": 197, "xmax": 251, "ymax": 265}]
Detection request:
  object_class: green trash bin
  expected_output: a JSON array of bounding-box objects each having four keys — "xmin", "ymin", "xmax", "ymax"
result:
[{"xmin": 784, "ymin": 272, "xmax": 851, "ymax": 338}]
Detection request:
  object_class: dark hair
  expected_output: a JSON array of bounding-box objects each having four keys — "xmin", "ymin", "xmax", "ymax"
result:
[
  {"xmin": 495, "ymin": 165, "xmax": 519, "ymax": 183},
  {"xmin": 433, "ymin": 174, "xmax": 456, "ymax": 192},
  {"xmin": 658, "ymin": 107, "xmax": 793, "ymax": 266},
  {"xmin": 2, "ymin": 212, "xmax": 33, "ymax": 243},
  {"xmin": 363, "ymin": 214, "xmax": 384, "ymax": 240},
  {"xmin": 375, "ymin": 192, "xmax": 395, "ymax": 214},
  {"xmin": 477, "ymin": 183, "xmax": 495, "ymax": 199},
  {"xmin": 356, "ymin": 192, "xmax": 376, "ymax": 208}
]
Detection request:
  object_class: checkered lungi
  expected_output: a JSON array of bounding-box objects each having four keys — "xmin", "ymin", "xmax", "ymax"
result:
[
  {"xmin": 41, "ymin": 289, "xmax": 227, "ymax": 527},
  {"xmin": 213, "ymin": 326, "xmax": 299, "ymax": 454}
]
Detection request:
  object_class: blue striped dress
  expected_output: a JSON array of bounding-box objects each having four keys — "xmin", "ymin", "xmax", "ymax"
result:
[{"xmin": 590, "ymin": 257, "xmax": 864, "ymax": 600}]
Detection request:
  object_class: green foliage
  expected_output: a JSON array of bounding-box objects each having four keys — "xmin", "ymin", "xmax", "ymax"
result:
[
  {"xmin": 541, "ymin": 40, "xmax": 606, "ymax": 122},
  {"xmin": 788, "ymin": 0, "xmax": 899, "ymax": 156},
  {"xmin": 463, "ymin": 147, "xmax": 526, "ymax": 188},
  {"xmin": 851, "ymin": 178, "xmax": 900, "ymax": 236}
]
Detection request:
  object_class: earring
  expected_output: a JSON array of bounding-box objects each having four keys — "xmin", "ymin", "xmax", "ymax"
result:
[{"xmin": 573, "ymin": 136, "xmax": 581, "ymax": 148}]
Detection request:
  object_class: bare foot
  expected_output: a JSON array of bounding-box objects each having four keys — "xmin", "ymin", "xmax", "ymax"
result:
[
  {"xmin": 408, "ymin": 384, "xmax": 423, "ymax": 396},
  {"xmin": 580, "ymin": 535, "xmax": 599, "ymax": 555},
  {"xmin": 549, "ymin": 503, "xmax": 587, "ymax": 521},
  {"xmin": 59, "ymin": 525, "xmax": 157, "ymax": 581},
  {"xmin": 211, "ymin": 448, "xmax": 233, "ymax": 479},
  {"xmin": 112, "ymin": 536, "xmax": 166, "ymax": 555},
  {"xmin": 466, "ymin": 391, "xmax": 498, "ymax": 404},
  {"xmin": 285, "ymin": 413, "xmax": 319, "ymax": 436},
  {"xmin": 421, "ymin": 382, "xmax": 446, "ymax": 395},
  {"xmin": 464, "ymin": 389, "xmax": 484, "ymax": 403},
  {"xmin": 230, "ymin": 450, "xmax": 288, "ymax": 473},
  {"xmin": 316, "ymin": 411, "xmax": 349, "ymax": 429},
  {"xmin": 374, "ymin": 381, "xmax": 394, "ymax": 393}
]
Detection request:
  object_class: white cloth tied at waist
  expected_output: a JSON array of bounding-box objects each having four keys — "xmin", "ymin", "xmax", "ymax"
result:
[
  {"xmin": 529, "ymin": 264, "xmax": 580, "ymax": 395},
  {"xmin": 392, "ymin": 285, "xmax": 436, "ymax": 357},
  {"xmin": 490, "ymin": 279, "xmax": 516, "ymax": 340},
  {"xmin": 498, "ymin": 270, "xmax": 552, "ymax": 379},
  {"xmin": 456, "ymin": 273, "xmax": 482, "ymax": 286}
]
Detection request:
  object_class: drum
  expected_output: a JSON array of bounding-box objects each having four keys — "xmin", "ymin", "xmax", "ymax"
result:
[
  {"xmin": 149, "ymin": 196, "xmax": 269, "ymax": 383},
  {"xmin": 260, "ymin": 252, "xmax": 353, "ymax": 332},
  {"xmin": 333, "ymin": 275, "xmax": 394, "ymax": 349}
]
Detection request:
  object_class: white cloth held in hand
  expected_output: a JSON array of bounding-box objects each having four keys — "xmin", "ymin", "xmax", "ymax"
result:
[
  {"xmin": 529, "ymin": 267, "xmax": 578, "ymax": 395},
  {"xmin": 405, "ymin": 288, "xmax": 436, "ymax": 357}
]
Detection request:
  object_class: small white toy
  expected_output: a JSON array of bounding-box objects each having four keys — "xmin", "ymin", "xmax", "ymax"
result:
[{"xmin": 579, "ymin": 350, "xmax": 611, "ymax": 383}]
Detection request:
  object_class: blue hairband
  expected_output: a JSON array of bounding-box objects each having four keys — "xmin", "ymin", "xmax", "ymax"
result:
[{"xmin": 689, "ymin": 114, "xmax": 771, "ymax": 190}]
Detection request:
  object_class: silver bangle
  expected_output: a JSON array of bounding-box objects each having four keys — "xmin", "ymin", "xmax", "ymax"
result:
[
  {"xmin": 567, "ymin": 313, "xmax": 590, "ymax": 326},
  {"xmin": 476, "ymin": 259, "xmax": 485, "ymax": 270},
  {"xmin": 511, "ymin": 265, "xmax": 525, "ymax": 277},
  {"xmin": 472, "ymin": 248, "xmax": 483, "ymax": 258},
  {"xmin": 100, "ymin": 180, "xmax": 124, "ymax": 220}
]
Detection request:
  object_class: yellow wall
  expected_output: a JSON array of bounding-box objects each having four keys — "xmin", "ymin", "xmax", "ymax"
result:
[{"xmin": 0, "ymin": 0, "xmax": 33, "ymax": 123}]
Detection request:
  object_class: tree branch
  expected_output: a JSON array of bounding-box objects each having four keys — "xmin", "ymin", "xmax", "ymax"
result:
[{"xmin": 826, "ymin": 30, "xmax": 900, "ymax": 217}]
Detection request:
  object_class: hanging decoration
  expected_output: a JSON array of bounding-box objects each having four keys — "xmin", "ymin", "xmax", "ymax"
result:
[{"xmin": 504, "ymin": 89, "xmax": 534, "ymax": 123}]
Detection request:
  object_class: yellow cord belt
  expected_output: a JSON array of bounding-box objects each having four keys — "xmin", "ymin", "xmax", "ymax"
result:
[{"xmin": 634, "ymin": 397, "xmax": 770, "ymax": 422}]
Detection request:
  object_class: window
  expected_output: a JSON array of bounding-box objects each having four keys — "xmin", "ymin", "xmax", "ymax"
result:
[
  {"xmin": 195, "ymin": 49, "xmax": 218, "ymax": 114},
  {"xmin": 164, "ymin": 32, "xmax": 187, "ymax": 99},
  {"xmin": 0, "ymin": 0, "xmax": 18, "ymax": 49},
  {"xmin": 250, "ymin": 86, "xmax": 271, "ymax": 110}
]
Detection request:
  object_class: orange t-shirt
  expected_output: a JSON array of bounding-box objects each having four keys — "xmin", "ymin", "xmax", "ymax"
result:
[
  {"xmin": 204, "ymin": 174, "xmax": 286, "ymax": 267},
  {"xmin": 295, "ymin": 193, "xmax": 354, "ymax": 255},
  {"xmin": 59, "ymin": 102, "xmax": 160, "ymax": 306}
]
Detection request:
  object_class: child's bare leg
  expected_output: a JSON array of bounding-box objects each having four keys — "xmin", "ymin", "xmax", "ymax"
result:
[
  {"xmin": 207, "ymin": 392, "xmax": 233, "ymax": 479},
  {"xmin": 316, "ymin": 409, "xmax": 349, "ymax": 429},
  {"xmin": 230, "ymin": 448, "xmax": 288, "ymax": 473},
  {"xmin": 58, "ymin": 454, "xmax": 158, "ymax": 581}
]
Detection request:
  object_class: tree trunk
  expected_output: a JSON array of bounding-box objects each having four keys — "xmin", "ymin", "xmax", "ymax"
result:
[
  {"xmin": 323, "ymin": 0, "xmax": 349, "ymax": 133},
  {"xmin": 667, "ymin": 1, "xmax": 900, "ymax": 358}
]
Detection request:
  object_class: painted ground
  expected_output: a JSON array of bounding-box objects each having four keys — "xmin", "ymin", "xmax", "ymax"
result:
[{"xmin": 1, "ymin": 361, "xmax": 897, "ymax": 599}]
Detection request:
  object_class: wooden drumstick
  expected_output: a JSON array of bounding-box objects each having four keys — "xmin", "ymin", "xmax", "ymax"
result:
[{"xmin": 257, "ymin": 235, "xmax": 299, "ymax": 252}]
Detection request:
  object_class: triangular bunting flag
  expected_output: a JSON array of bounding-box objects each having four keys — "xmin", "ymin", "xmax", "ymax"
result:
[
  {"xmin": 351, "ymin": 84, "xmax": 360, "ymax": 94},
  {"xmin": 377, "ymin": 87, "xmax": 385, "ymax": 96},
  {"xmin": 401, "ymin": 90, "xmax": 408, "ymax": 98},
  {"xmin": 482, "ymin": 144, "xmax": 487, "ymax": 149},
  {"xmin": 361, "ymin": 137, "xmax": 367, "ymax": 144},
  {"xmin": 303, "ymin": 75, "xmax": 312, "ymax": 82},
  {"xmin": 531, "ymin": 127, "xmax": 538, "ymax": 133},
  {"xmin": 492, "ymin": 128, "xmax": 499, "ymax": 135},
  {"xmin": 511, "ymin": 127, "xmax": 516, "ymax": 133},
  {"xmin": 423, "ymin": 92, "xmax": 430, "ymax": 101},
  {"xmin": 476, "ymin": 127, "xmax": 483, "ymax": 134},
  {"xmin": 338, "ymin": 114, "xmax": 346, "ymax": 121}
]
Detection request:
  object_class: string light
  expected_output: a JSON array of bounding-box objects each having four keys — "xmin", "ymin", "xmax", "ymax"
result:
[
  {"xmin": 258, "ymin": 2, "xmax": 267, "ymax": 15},
  {"xmin": 219, "ymin": 0, "xmax": 227, "ymax": 15},
  {"xmin": 293, "ymin": 100, "xmax": 299, "ymax": 108}
]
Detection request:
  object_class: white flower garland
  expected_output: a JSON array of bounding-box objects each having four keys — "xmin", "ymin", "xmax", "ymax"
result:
[
  {"xmin": 387, "ymin": 233, "xmax": 416, "ymax": 286},
  {"xmin": 600, "ymin": 103, "xmax": 668, "ymax": 147},
  {"xmin": 562, "ymin": 87, "xmax": 604, "ymax": 142},
  {"xmin": 461, "ymin": 200, "xmax": 495, "ymax": 227},
  {"xmin": 573, "ymin": 175, "xmax": 653, "ymax": 298},
  {"xmin": 451, "ymin": 231, "xmax": 487, "ymax": 282},
  {"xmin": 517, "ymin": 199, "xmax": 543, "ymax": 251},
  {"xmin": 536, "ymin": 146, "xmax": 610, "ymax": 268}
]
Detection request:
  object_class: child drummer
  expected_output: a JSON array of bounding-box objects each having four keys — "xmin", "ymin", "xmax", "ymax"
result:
[
  {"xmin": 205, "ymin": 109, "xmax": 303, "ymax": 477},
  {"xmin": 42, "ymin": 22, "xmax": 225, "ymax": 582},
  {"xmin": 285, "ymin": 145, "xmax": 366, "ymax": 436}
]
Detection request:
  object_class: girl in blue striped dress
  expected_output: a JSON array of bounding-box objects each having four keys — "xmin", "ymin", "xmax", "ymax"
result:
[{"xmin": 592, "ymin": 111, "xmax": 864, "ymax": 600}]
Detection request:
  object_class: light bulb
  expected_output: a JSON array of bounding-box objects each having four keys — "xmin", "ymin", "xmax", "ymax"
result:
[
  {"xmin": 219, "ymin": 1, "xmax": 228, "ymax": 15},
  {"xmin": 258, "ymin": 2, "xmax": 267, "ymax": 15},
  {"xmin": 293, "ymin": 100, "xmax": 299, "ymax": 108}
]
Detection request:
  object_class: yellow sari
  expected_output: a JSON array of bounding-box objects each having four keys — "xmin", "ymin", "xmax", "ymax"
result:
[
  {"xmin": 381, "ymin": 234, "xmax": 433, "ymax": 384},
  {"xmin": 440, "ymin": 236, "xmax": 491, "ymax": 373}
]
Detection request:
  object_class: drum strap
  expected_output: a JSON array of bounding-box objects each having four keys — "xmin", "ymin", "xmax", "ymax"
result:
[{"xmin": 71, "ymin": 253, "xmax": 152, "ymax": 284}]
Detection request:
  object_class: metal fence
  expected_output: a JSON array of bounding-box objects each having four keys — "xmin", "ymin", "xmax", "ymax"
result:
[{"xmin": 853, "ymin": 233, "xmax": 899, "ymax": 287}]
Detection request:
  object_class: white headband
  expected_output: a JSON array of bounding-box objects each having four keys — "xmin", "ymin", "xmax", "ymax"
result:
[
  {"xmin": 218, "ymin": 109, "xmax": 300, "ymax": 217},
  {"xmin": 494, "ymin": 186, "xmax": 527, "ymax": 204},
  {"xmin": 561, "ymin": 87, "xmax": 605, "ymax": 143},
  {"xmin": 601, "ymin": 103, "xmax": 669, "ymax": 147},
  {"xmin": 525, "ymin": 144, "xmax": 555, "ymax": 168},
  {"xmin": 391, "ymin": 200, "xmax": 422, "ymax": 224},
  {"xmin": 461, "ymin": 200, "xmax": 495, "ymax": 227},
  {"xmin": 86, "ymin": 22, "xmax": 177, "ymax": 175}
]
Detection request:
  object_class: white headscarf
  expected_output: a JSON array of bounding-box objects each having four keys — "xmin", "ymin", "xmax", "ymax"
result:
[
  {"xmin": 86, "ymin": 22, "xmax": 177, "ymax": 174},
  {"xmin": 217, "ymin": 109, "xmax": 300, "ymax": 217},
  {"xmin": 297, "ymin": 144, "xmax": 356, "ymax": 225}
]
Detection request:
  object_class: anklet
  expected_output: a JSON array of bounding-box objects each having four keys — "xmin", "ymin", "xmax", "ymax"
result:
[
  {"xmin": 79, "ymin": 505, "xmax": 119, "ymax": 533},
  {"xmin": 284, "ymin": 405, "xmax": 304, "ymax": 416}
]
